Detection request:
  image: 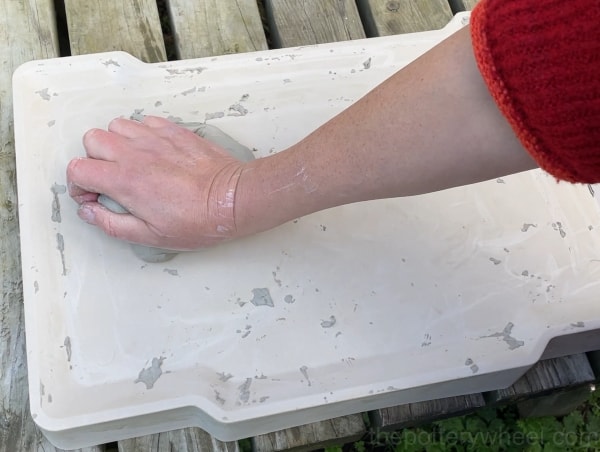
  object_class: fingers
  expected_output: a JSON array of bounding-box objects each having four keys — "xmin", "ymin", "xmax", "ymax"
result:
[
  {"xmin": 66, "ymin": 157, "xmax": 117, "ymax": 201},
  {"xmin": 83, "ymin": 128, "xmax": 130, "ymax": 161},
  {"xmin": 69, "ymin": 116, "xmax": 178, "ymax": 204},
  {"xmin": 77, "ymin": 202, "xmax": 164, "ymax": 247},
  {"xmin": 140, "ymin": 115, "xmax": 200, "ymax": 143},
  {"xmin": 141, "ymin": 115, "xmax": 176, "ymax": 129},
  {"xmin": 84, "ymin": 116, "xmax": 165, "ymax": 160},
  {"xmin": 107, "ymin": 117, "xmax": 151, "ymax": 138}
]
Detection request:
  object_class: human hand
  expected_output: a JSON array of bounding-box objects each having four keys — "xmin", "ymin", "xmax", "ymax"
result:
[{"xmin": 67, "ymin": 116, "xmax": 246, "ymax": 250}]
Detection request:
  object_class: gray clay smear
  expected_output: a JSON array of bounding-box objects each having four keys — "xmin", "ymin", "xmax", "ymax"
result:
[
  {"xmin": 63, "ymin": 336, "xmax": 72, "ymax": 362},
  {"xmin": 250, "ymin": 288, "xmax": 274, "ymax": 307},
  {"xmin": 56, "ymin": 233, "xmax": 66, "ymax": 275},
  {"xmin": 481, "ymin": 322, "xmax": 524, "ymax": 350},
  {"xmin": 135, "ymin": 357, "xmax": 165, "ymax": 389},
  {"xmin": 320, "ymin": 315, "xmax": 337, "ymax": 328},
  {"xmin": 299, "ymin": 366, "xmax": 312, "ymax": 386},
  {"xmin": 51, "ymin": 183, "xmax": 66, "ymax": 223},
  {"xmin": 238, "ymin": 378, "xmax": 252, "ymax": 403}
]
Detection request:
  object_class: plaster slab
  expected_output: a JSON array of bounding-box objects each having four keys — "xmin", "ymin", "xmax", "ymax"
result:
[{"xmin": 13, "ymin": 13, "xmax": 600, "ymax": 449}]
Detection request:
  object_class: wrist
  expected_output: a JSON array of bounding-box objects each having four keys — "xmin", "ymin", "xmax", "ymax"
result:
[{"xmin": 233, "ymin": 147, "xmax": 326, "ymax": 237}]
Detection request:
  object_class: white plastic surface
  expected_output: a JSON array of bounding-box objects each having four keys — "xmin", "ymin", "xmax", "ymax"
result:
[{"xmin": 13, "ymin": 13, "xmax": 600, "ymax": 449}]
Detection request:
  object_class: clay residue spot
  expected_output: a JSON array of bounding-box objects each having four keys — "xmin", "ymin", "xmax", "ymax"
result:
[
  {"xmin": 102, "ymin": 59, "xmax": 120, "ymax": 67},
  {"xmin": 39, "ymin": 381, "xmax": 45, "ymax": 407},
  {"xmin": 166, "ymin": 66, "xmax": 206, "ymax": 75},
  {"xmin": 135, "ymin": 357, "xmax": 165, "ymax": 389},
  {"xmin": 238, "ymin": 324, "xmax": 252, "ymax": 338},
  {"xmin": 363, "ymin": 57, "xmax": 372, "ymax": 70},
  {"xmin": 35, "ymin": 88, "xmax": 51, "ymax": 100},
  {"xmin": 299, "ymin": 366, "xmax": 312, "ymax": 386},
  {"xmin": 217, "ymin": 372, "xmax": 233, "ymax": 382},
  {"xmin": 320, "ymin": 315, "xmax": 337, "ymax": 328},
  {"xmin": 521, "ymin": 223, "xmax": 537, "ymax": 232},
  {"xmin": 166, "ymin": 115, "xmax": 184, "ymax": 123},
  {"xmin": 228, "ymin": 103, "xmax": 248, "ymax": 116},
  {"xmin": 214, "ymin": 390, "xmax": 226, "ymax": 405},
  {"xmin": 421, "ymin": 333, "xmax": 431, "ymax": 347},
  {"xmin": 465, "ymin": 358, "xmax": 479, "ymax": 374},
  {"xmin": 163, "ymin": 268, "xmax": 179, "ymax": 276},
  {"xmin": 205, "ymin": 111, "xmax": 225, "ymax": 121},
  {"xmin": 489, "ymin": 257, "xmax": 501, "ymax": 265},
  {"xmin": 56, "ymin": 233, "xmax": 66, "ymax": 275},
  {"xmin": 480, "ymin": 322, "xmax": 525, "ymax": 350},
  {"xmin": 284, "ymin": 294, "xmax": 295, "ymax": 304},
  {"xmin": 552, "ymin": 221, "xmax": 567, "ymax": 238},
  {"xmin": 63, "ymin": 336, "xmax": 72, "ymax": 362},
  {"xmin": 130, "ymin": 108, "xmax": 145, "ymax": 121},
  {"xmin": 571, "ymin": 321, "xmax": 585, "ymax": 328},
  {"xmin": 181, "ymin": 86, "xmax": 197, "ymax": 96},
  {"xmin": 250, "ymin": 288, "xmax": 274, "ymax": 307},
  {"xmin": 238, "ymin": 378, "xmax": 252, "ymax": 404},
  {"xmin": 47, "ymin": 120, "xmax": 55, "ymax": 127},
  {"xmin": 51, "ymin": 183, "xmax": 66, "ymax": 223}
]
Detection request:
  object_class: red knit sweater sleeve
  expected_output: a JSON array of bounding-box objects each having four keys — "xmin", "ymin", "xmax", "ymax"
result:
[{"xmin": 470, "ymin": 0, "xmax": 600, "ymax": 183}]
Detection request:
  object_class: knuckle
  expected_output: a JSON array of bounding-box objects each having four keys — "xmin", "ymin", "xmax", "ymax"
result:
[{"xmin": 104, "ymin": 215, "xmax": 121, "ymax": 239}]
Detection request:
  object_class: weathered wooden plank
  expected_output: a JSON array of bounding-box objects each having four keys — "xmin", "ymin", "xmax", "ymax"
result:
[
  {"xmin": 486, "ymin": 354, "xmax": 595, "ymax": 405},
  {"xmin": 371, "ymin": 393, "xmax": 486, "ymax": 431},
  {"xmin": 462, "ymin": 0, "xmax": 479, "ymax": 10},
  {"xmin": 167, "ymin": 0, "xmax": 268, "ymax": 58},
  {"xmin": 264, "ymin": 0, "xmax": 366, "ymax": 48},
  {"xmin": 252, "ymin": 414, "xmax": 366, "ymax": 452},
  {"xmin": 356, "ymin": 0, "xmax": 453, "ymax": 37},
  {"xmin": 118, "ymin": 428, "xmax": 239, "ymax": 452},
  {"xmin": 63, "ymin": 0, "xmax": 167, "ymax": 62},
  {"xmin": 0, "ymin": 1, "xmax": 105, "ymax": 451}
]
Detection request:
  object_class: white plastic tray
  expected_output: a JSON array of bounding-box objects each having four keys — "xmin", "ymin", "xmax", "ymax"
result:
[{"xmin": 13, "ymin": 13, "xmax": 600, "ymax": 449}]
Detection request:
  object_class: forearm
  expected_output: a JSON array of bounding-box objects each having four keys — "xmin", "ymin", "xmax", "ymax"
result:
[{"xmin": 235, "ymin": 26, "xmax": 536, "ymax": 236}]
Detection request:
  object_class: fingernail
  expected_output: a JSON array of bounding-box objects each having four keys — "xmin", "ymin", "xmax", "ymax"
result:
[{"xmin": 78, "ymin": 204, "xmax": 96, "ymax": 224}]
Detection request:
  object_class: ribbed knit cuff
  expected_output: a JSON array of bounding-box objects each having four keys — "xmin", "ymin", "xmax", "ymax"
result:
[{"xmin": 470, "ymin": 0, "xmax": 600, "ymax": 183}]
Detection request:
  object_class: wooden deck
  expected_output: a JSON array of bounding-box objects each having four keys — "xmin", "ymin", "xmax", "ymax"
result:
[{"xmin": 1, "ymin": 0, "xmax": 599, "ymax": 451}]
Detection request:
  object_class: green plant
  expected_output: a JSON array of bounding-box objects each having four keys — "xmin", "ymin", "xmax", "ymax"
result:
[
  {"xmin": 339, "ymin": 388, "xmax": 600, "ymax": 451},
  {"xmin": 237, "ymin": 389, "xmax": 600, "ymax": 451}
]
